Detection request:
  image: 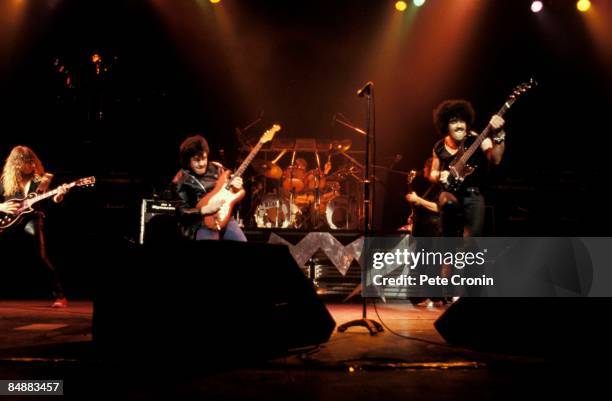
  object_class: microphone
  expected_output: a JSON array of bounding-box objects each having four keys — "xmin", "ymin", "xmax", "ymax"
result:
[{"xmin": 356, "ymin": 81, "xmax": 373, "ymax": 97}]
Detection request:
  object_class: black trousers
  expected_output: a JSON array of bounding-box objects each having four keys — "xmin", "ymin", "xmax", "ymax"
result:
[
  {"xmin": 439, "ymin": 187, "xmax": 485, "ymax": 237},
  {"xmin": 3, "ymin": 212, "xmax": 65, "ymax": 299}
]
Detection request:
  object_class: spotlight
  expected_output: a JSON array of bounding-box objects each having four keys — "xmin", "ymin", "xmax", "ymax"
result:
[
  {"xmin": 210, "ymin": 0, "xmax": 221, "ymax": 4},
  {"xmin": 577, "ymin": 0, "xmax": 591, "ymax": 12},
  {"xmin": 531, "ymin": 1, "xmax": 543, "ymax": 13},
  {"xmin": 413, "ymin": 0, "xmax": 426, "ymax": 6},
  {"xmin": 395, "ymin": 1, "xmax": 407, "ymax": 12}
]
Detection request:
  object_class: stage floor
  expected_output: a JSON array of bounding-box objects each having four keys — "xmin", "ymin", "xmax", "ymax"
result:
[{"xmin": 0, "ymin": 300, "xmax": 602, "ymax": 400}]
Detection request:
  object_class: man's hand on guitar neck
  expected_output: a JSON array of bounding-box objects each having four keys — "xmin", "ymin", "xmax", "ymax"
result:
[
  {"xmin": 53, "ymin": 184, "xmax": 71, "ymax": 203},
  {"xmin": 0, "ymin": 200, "xmax": 20, "ymax": 215},
  {"xmin": 489, "ymin": 114, "xmax": 505, "ymax": 132}
]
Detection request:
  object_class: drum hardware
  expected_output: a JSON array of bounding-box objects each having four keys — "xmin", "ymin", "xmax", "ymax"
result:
[
  {"xmin": 249, "ymin": 136, "xmax": 369, "ymax": 230},
  {"xmin": 252, "ymin": 149, "xmax": 287, "ymax": 180},
  {"xmin": 332, "ymin": 113, "xmax": 367, "ymax": 136},
  {"xmin": 330, "ymin": 139, "xmax": 352, "ymax": 152},
  {"xmin": 235, "ymin": 111, "xmax": 264, "ymax": 150}
]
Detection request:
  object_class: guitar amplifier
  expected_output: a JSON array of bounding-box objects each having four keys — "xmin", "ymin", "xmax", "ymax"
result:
[{"xmin": 139, "ymin": 199, "xmax": 180, "ymax": 244}]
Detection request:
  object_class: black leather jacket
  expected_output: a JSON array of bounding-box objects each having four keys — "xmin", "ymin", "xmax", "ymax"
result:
[{"xmin": 173, "ymin": 162, "xmax": 224, "ymax": 239}]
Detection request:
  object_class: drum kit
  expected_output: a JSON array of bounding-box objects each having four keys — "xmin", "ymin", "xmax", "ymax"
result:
[{"xmin": 251, "ymin": 139, "xmax": 363, "ymax": 230}]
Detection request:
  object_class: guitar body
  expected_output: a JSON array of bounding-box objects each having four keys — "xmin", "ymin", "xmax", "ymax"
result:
[
  {"xmin": 0, "ymin": 194, "xmax": 36, "ymax": 233},
  {"xmin": 196, "ymin": 171, "xmax": 246, "ymax": 231},
  {"xmin": 0, "ymin": 176, "xmax": 95, "ymax": 235},
  {"xmin": 446, "ymin": 162, "xmax": 476, "ymax": 192}
]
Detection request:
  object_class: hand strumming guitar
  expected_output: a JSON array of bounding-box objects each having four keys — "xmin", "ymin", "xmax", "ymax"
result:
[
  {"xmin": 230, "ymin": 176, "xmax": 243, "ymax": 190},
  {"xmin": 0, "ymin": 200, "xmax": 20, "ymax": 215},
  {"xmin": 405, "ymin": 192, "xmax": 419, "ymax": 204},
  {"xmin": 200, "ymin": 198, "xmax": 226, "ymax": 215},
  {"xmin": 439, "ymin": 170, "xmax": 450, "ymax": 186}
]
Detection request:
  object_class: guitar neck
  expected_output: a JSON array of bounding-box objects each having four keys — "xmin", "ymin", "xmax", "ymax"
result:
[
  {"xmin": 455, "ymin": 101, "xmax": 511, "ymax": 167},
  {"xmin": 24, "ymin": 182, "xmax": 75, "ymax": 208},
  {"xmin": 232, "ymin": 141, "xmax": 264, "ymax": 180}
]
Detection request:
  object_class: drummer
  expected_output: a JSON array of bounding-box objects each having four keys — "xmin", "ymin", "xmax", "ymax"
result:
[
  {"xmin": 292, "ymin": 157, "xmax": 333, "ymax": 207},
  {"xmin": 301, "ymin": 157, "xmax": 333, "ymax": 189}
]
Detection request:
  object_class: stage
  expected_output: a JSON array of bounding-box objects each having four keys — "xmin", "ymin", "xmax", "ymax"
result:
[{"xmin": 0, "ymin": 300, "xmax": 602, "ymax": 400}]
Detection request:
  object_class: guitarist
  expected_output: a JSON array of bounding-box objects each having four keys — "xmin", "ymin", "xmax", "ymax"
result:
[
  {"xmin": 405, "ymin": 158, "xmax": 441, "ymax": 237},
  {"xmin": 428, "ymin": 100, "xmax": 506, "ymax": 237},
  {"xmin": 173, "ymin": 135, "xmax": 247, "ymax": 241},
  {"xmin": 0, "ymin": 146, "xmax": 70, "ymax": 308}
]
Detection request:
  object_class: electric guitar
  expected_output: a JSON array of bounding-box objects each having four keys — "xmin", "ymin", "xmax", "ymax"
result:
[
  {"xmin": 196, "ymin": 124, "xmax": 281, "ymax": 230},
  {"xmin": 403, "ymin": 169, "xmax": 418, "ymax": 232},
  {"xmin": 442, "ymin": 79, "xmax": 536, "ymax": 192},
  {"xmin": 0, "ymin": 176, "xmax": 96, "ymax": 233}
]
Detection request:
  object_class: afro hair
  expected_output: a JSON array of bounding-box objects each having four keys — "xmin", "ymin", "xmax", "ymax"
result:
[{"xmin": 432, "ymin": 99, "xmax": 475, "ymax": 136}]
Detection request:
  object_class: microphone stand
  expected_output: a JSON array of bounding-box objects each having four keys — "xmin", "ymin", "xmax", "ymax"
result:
[{"xmin": 337, "ymin": 82, "xmax": 384, "ymax": 336}]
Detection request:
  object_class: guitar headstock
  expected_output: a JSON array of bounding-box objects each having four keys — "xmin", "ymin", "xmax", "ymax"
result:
[
  {"xmin": 507, "ymin": 78, "xmax": 537, "ymax": 106},
  {"xmin": 407, "ymin": 169, "xmax": 417, "ymax": 184},
  {"xmin": 75, "ymin": 176, "xmax": 96, "ymax": 187},
  {"xmin": 260, "ymin": 124, "xmax": 282, "ymax": 144}
]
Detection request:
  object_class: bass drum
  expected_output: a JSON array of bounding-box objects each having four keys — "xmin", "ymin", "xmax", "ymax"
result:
[
  {"xmin": 325, "ymin": 196, "xmax": 358, "ymax": 230},
  {"xmin": 254, "ymin": 194, "xmax": 300, "ymax": 228}
]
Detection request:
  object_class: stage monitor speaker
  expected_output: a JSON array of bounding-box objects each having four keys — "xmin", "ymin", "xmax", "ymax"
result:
[
  {"xmin": 434, "ymin": 298, "xmax": 609, "ymax": 356},
  {"xmin": 92, "ymin": 240, "xmax": 336, "ymax": 363},
  {"xmin": 138, "ymin": 199, "xmax": 180, "ymax": 244}
]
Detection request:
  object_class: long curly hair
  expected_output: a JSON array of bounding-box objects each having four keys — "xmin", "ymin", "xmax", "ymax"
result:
[
  {"xmin": 433, "ymin": 99, "xmax": 475, "ymax": 136},
  {"xmin": 1, "ymin": 146, "xmax": 45, "ymax": 197}
]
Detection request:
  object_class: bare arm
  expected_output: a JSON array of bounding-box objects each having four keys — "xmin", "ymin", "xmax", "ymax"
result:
[
  {"xmin": 406, "ymin": 192, "xmax": 439, "ymax": 213},
  {"xmin": 486, "ymin": 140, "xmax": 505, "ymax": 165},
  {"xmin": 484, "ymin": 115, "xmax": 506, "ymax": 165},
  {"xmin": 428, "ymin": 155, "xmax": 441, "ymax": 183}
]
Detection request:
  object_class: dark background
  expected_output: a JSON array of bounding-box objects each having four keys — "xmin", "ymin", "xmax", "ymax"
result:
[{"xmin": 1, "ymin": 0, "xmax": 611, "ymax": 246}]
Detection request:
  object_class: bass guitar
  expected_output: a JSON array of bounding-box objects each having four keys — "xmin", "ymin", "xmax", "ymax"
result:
[{"xmin": 442, "ymin": 79, "xmax": 536, "ymax": 192}]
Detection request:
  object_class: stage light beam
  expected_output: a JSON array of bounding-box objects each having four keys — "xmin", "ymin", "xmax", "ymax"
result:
[
  {"xmin": 413, "ymin": 0, "xmax": 426, "ymax": 7},
  {"xmin": 395, "ymin": 1, "xmax": 407, "ymax": 12},
  {"xmin": 531, "ymin": 1, "xmax": 543, "ymax": 13},
  {"xmin": 577, "ymin": 0, "xmax": 591, "ymax": 12}
]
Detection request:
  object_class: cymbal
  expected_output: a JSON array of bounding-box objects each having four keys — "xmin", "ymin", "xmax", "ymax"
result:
[
  {"xmin": 330, "ymin": 139, "xmax": 352, "ymax": 152},
  {"xmin": 330, "ymin": 165, "xmax": 361, "ymax": 181},
  {"xmin": 252, "ymin": 160, "xmax": 283, "ymax": 179}
]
